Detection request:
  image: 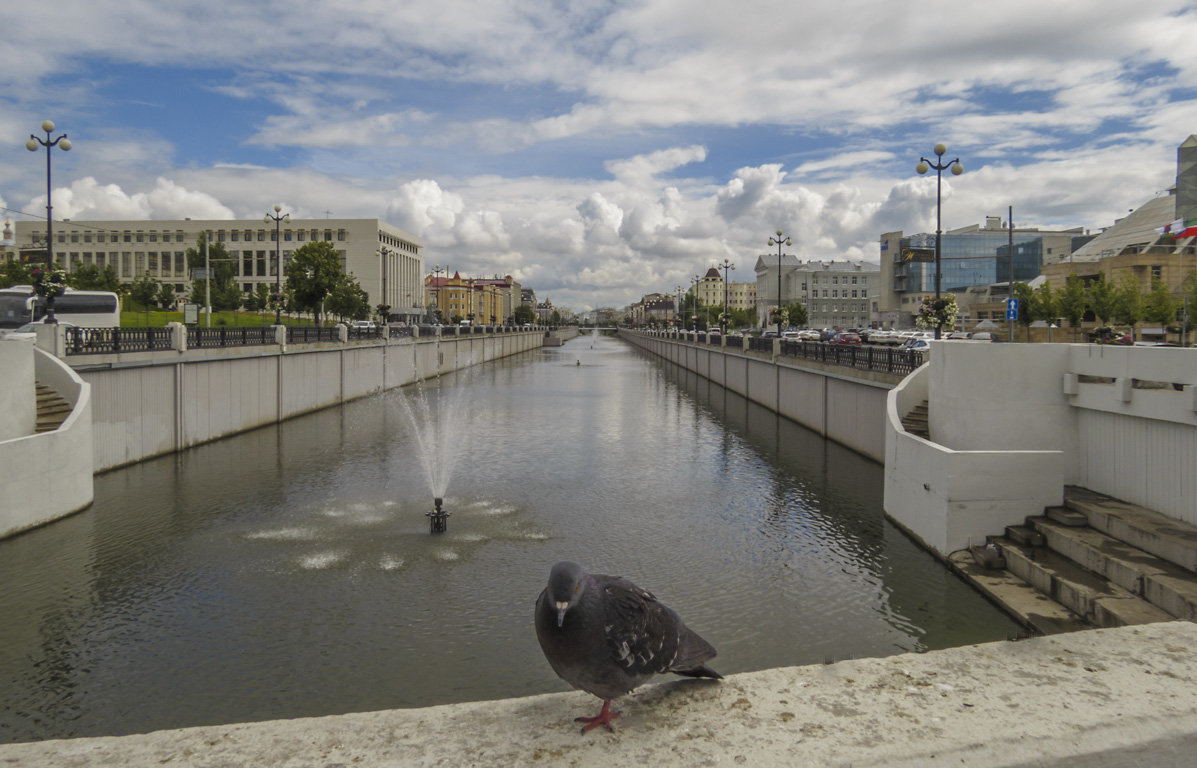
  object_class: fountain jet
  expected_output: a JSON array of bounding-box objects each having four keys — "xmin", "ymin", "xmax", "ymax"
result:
[{"xmin": 427, "ymin": 496, "xmax": 450, "ymax": 533}]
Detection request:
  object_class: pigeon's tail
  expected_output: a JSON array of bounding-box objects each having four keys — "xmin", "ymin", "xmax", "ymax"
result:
[{"xmin": 673, "ymin": 664, "xmax": 723, "ymax": 680}]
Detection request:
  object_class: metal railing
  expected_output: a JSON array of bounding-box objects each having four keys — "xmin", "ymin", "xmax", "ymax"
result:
[
  {"xmin": 389, "ymin": 325, "xmax": 414, "ymax": 339},
  {"xmin": 66, "ymin": 327, "xmax": 173, "ymax": 355},
  {"xmin": 286, "ymin": 326, "xmax": 339, "ymax": 344},
  {"xmin": 189, "ymin": 326, "xmax": 275, "ymax": 348},
  {"xmin": 346, "ymin": 325, "xmax": 384, "ymax": 341},
  {"xmin": 748, "ymin": 336, "xmax": 773, "ymax": 353},
  {"xmin": 780, "ymin": 340, "xmax": 924, "ymax": 374}
]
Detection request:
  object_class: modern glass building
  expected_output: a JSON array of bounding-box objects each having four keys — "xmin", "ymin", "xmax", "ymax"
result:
[{"xmin": 892, "ymin": 231, "xmax": 1044, "ymax": 293}]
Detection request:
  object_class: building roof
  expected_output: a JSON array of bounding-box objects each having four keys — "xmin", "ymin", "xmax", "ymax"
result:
[
  {"xmin": 1064, "ymin": 193, "xmax": 1176, "ymax": 263},
  {"xmin": 703, "ymin": 267, "xmax": 721, "ymax": 278}
]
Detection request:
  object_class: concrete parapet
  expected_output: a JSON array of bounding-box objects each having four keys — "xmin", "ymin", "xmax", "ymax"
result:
[{"xmin": 2, "ymin": 622, "xmax": 1195, "ymax": 767}]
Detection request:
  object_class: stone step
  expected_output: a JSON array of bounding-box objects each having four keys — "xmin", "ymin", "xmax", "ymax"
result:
[
  {"xmin": 1045, "ymin": 505, "xmax": 1088, "ymax": 527},
  {"xmin": 994, "ymin": 537, "xmax": 1173, "ymax": 628},
  {"xmin": 1005, "ymin": 524, "xmax": 1045, "ymax": 547},
  {"xmin": 33, "ymin": 381, "xmax": 72, "ymax": 434},
  {"xmin": 947, "ymin": 551, "xmax": 1088, "ymax": 635},
  {"xmin": 1065, "ymin": 486, "xmax": 1197, "ymax": 574},
  {"xmin": 1030, "ymin": 516, "xmax": 1197, "ymax": 621}
]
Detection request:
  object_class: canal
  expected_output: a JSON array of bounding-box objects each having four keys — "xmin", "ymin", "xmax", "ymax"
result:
[{"xmin": 0, "ymin": 333, "xmax": 1021, "ymax": 743}]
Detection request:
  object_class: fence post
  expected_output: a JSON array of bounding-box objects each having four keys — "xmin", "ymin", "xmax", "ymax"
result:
[
  {"xmin": 169, "ymin": 322, "xmax": 187, "ymax": 352},
  {"xmin": 274, "ymin": 324, "xmax": 287, "ymax": 348}
]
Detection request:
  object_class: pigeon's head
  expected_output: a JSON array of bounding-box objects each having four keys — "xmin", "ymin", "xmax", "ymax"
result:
[{"xmin": 546, "ymin": 561, "xmax": 587, "ymax": 627}]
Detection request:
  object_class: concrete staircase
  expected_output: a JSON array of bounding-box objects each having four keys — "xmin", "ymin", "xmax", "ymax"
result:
[
  {"xmin": 35, "ymin": 382, "xmax": 71, "ymax": 433},
  {"xmin": 900, "ymin": 399, "xmax": 929, "ymax": 439},
  {"xmin": 980, "ymin": 486, "xmax": 1197, "ymax": 633}
]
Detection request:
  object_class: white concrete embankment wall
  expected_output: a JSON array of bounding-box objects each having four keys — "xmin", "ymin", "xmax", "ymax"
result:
[
  {"xmin": 79, "ymin": 331, "xmax": 544, "ymax": 473},
  {"xmin": 2, "ymin": 621, "xmax": 1194, "ymax": 767},
  {"xmin": 621, "ymin": 331, "xmax": 895, "ymax": 462}
]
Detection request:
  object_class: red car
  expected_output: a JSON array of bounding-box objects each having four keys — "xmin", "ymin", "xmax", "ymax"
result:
[{"xmin": 832, "ymin": 331, "xmax": 862, "ymax": 345}]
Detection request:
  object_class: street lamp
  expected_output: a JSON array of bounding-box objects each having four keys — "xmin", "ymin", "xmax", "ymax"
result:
[
  {"xmin": 378, "ymin": 246, "xmax": 393, "ymax": 324},
  {"xmin": 768, "ymin": 230, "xmax": 791, "ymax": 336},
  {"xmin": 719, "ymin": 257, "xmax": 734, "ymax": 334},
  {"xmin": 675, "ymin": 284, "xmax": 683, "ymax": 331},
  {"xmin": 264, "ymin": 205, "xmax": 290, "ymax": 324},
  {"xmin": 692, "ymin": 274, "xmax": 701, "ymax": 331},
  {"xmin": 916, "ymin": 143, "xmax": 964, "ymax": 339},
  {"xmin": 431, "ymin": 264, "xmax": 445, "ymax": 322},
  {"xmin": 26, "ymin": 121, "xmax": 71, "ymax": 323}
]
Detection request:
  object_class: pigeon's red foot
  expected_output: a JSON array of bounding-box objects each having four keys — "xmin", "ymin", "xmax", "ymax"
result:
[{"xmin": 575, "ymin": 700, "xmax": 621, "ymax": 733}]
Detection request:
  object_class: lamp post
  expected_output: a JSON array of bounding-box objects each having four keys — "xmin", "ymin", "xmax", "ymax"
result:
[
  {"xmin": 675, "ymin": 284, "xmax": 682, "ymax": 331},
  {"xmin": 916, "ymin": 144, "xmax": 964, "ymax": 339},
  {"xmin": 378, "ymin": 245, "xmax": 392, "ymax": 324},
  {"xmin": 264, "ymin": 205, "xmax": 290, "ymax": 324},
  {"xmin": 768, "ymin": 230, "xmax": 791, "ymax": 336},
  {"xmin": 692, "ymin": 274, "xmax": 701, "ymax": 331},
  {"xmin": 719, "ymin": 257, "xmax": 734, "ymax": 334},
  {"xmin": 26, "ymin": 121, "xmax": 71, "ymax": 323}
]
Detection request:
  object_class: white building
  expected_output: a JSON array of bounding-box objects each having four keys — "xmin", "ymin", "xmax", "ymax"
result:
[
  {"xmin": 13, "ymin": 217, "xmax": 425, "ymax": 322},
  {"xmin": 754, "ymin": 255, "xmax": 879, "ymax": 329}
]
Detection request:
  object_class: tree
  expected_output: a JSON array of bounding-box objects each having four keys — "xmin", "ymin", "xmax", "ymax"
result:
[
  {"xmin": 512, "ymin": 305, "xmax": 536, "ymax": 325},
  {"xmin": 549, "ymin": 309, "xmax": 562, "ymax": 325},
  {"xmin": 785, "ymin": 302, "xmax": 808, "ymax": 328},
  {"xmin": 128, "ymin": 275, "xmax": 160, "ymax": 311},
  {"xmin": 0, "ymin": 260, "xmax": 32, "ymax": 289},
  {"xmin": 1087, "ymin": 274, "xmax": 1117, "ymax": 325},
  {"xmin": 244, "ymin": 283, "xmax": 271, "ymax": 312},
  {"xmin": 1112, "ymin": 275, "xmax": 1142, "ymax": 331},
  {"xmin": 186, "ymin": 235, "xmax": 239, "ymax": 311},
  {"xmin": 1031, "ymin": 282, "xmax": 1057, "ymax": 323},
  {"xmin": 326, "ymin": 278, "xmax": 370, "ymax": 321},
  {"xmin": 68, "ymin": 262, "xmax": 121, "ymax": 292},
  {"xmin": 1058, "ymin": 275, "xmax": 1087, "ymax": 327},
  {"xmin": 1142, "ymin": 276, "xmax": 1177, "ymax": 327},
  {"xmin": 156, "ymin": 282, "xmax": 177, "ymax": 310},
  {"xmin": 285, "ymin": 241, "xmax": 346, "ymax": 326}
]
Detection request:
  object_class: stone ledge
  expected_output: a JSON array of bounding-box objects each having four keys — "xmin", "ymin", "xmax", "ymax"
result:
[{"xmin": 2, "ymin": 622, "xmax": 1196, "ymax": 767}]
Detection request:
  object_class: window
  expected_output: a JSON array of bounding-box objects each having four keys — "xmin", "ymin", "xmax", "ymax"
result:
[
  {"xmin": 149, "ymin": 232, "xmax": 158, "ymax": 243},
  {"xmin": 852, "ymin": 276, "xmax": 857, "ymax": 284},
  {"xmin": 1151, "ymin": 265, "xmax": 1162, "ymax": 280},
  {"xmin": 337, "ymin": 229, "xmax": 347, "ymax": 241},
  {"xmin": 324, "ymin": 230, "xmax": 333, "ymax": 241},
  {"xmin": 231, "ymin": 231, "xmax": 240, "ymax": 241},
  {"xmin": 70, "ymin": 233, "xmax": 79, "ymax": 243},
  {"xmin": 258, "ymin": 231, "xmax": 266, "ymax": 241},
  {"xmin": 217, "ymin": 230, "xmax": 226, "ymax": 243},
  {"xmin": 852, "ymin": 290, "xmax": 858, "ymax": 298},
  {"xmin": 136, "ymin": 232, "xmax": 144, "ymax": 243},
  {"xmin": 176, "ymin": 232, "xmax": 185, "ymax": 243},
  {"xmin": 297, "ymin": 230, "xmax": 306, "ymax": 241},
  {"xmin": 284, "ymin": 231, "xmax": 292, "ymax": 241},
  {"xmin": 84, "ymin": 233, "xmax": 92, "ymax": 243}
]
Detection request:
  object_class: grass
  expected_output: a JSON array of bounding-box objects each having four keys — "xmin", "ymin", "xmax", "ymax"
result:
[{"xmin": 120, "ymin": 309, "xmax": 316, "ymax": 327}]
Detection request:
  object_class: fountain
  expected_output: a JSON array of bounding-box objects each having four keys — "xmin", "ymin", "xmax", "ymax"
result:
[{"xmin": 396, "ymin": 380, "xmax": 470, "ymax": 533}]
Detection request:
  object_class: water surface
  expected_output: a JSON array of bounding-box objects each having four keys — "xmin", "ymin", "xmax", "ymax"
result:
[{"xmin": 0, "ymin": 333, "xmax": 1021, "ymax": 742}]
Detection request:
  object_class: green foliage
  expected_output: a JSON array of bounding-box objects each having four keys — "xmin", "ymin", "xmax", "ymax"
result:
[
  {"xmin": 1058, "ymin": 275, "xmax": 1087, "ymax": 326},
  {"xmin": 185, "ymin": 235, "xmax": 241, "ymax": 310},
  {"xmin": 1031, "ymin": 282, "xmax": 1057, "ymax": 322},
  {"xmin": 512, "ymin": 305, "xmax": 536, "ymax": 324},
  {"xmin": 375, "ymin": 304, "xmax": 391, "ymax": 324},
  {"xmin": 326, "ymin": 278, "xmax": 370, "ymax": 321},
  {"xmin": 155, "ymin": 282, "xmax": 177, "ymax": 309},
  {"xmin": 1012, "ymin": 282, "xmax": 1035, "ymax": 326},
  {"xmin": 244, "ymin": 283, "xmax": 271, "ymax": 312},
  {"xmin": 0, "ymin": 260, "xmax": 33, "ymax": 288},
  {"xmin": 1112, "ymin": 275, "xmax": 1142, "ymax": 327},
  {"xmin": 128, "ymin": 275, "xmax": 160, "ymax": 310},
  {"xmin": 1087, "ymin": 274, "xmax": 1117, "ymax": 325},
  {"xmin": 549, "ymin": 309, "xmax": 562, "ymax": 325},
  {"xmin": 1142, "ymin": 277, "xmax": 1177, "ymax": 326},
  {"xmin": 67, "ymin": 262, "xmax": 122, "ymax": 292},
  {"xmin": 284, "ymin": 241, "xmax": 346, "ymax": 326},
  {"xmin": 785, "ymin": 302, "xmax": 808, "ymax": 328}
]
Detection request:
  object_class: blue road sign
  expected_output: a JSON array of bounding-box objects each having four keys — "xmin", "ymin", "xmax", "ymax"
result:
[{"xmin": 1006, "ymin": 298, "xmax": 1019, "ymax": 319}]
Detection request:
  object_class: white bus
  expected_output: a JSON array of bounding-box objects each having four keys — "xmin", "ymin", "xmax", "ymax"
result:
[{"xmin": 0, "ymin": 285, "xmax": 121, "ymax": 329}]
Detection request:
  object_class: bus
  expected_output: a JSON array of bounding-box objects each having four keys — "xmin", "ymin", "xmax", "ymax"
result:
[{"xmin": 0, "ymin": 285, "xmax": 122, "ymax": 329}]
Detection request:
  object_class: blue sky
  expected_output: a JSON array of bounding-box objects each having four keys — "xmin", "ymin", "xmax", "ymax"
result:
[{"xmin": 4, "ymin": 0, "xmax": 1197, "ymax": 310}]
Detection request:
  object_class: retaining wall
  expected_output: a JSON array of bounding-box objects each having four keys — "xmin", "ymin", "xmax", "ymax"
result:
[
  {"xmin": 79, "ymin": 331, "xmax": 544, "ymax": 472},
  {"xmin": 621, "ymin": 331, "xmax": 898, "ymax": 462}
]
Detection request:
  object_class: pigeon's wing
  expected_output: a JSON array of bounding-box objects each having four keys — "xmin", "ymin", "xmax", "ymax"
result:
[{"xmin": 596, "ymin": 576, "xmax": 685, "ymax": 677}]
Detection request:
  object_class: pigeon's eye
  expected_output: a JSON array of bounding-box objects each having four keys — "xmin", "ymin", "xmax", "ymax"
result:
[{"xmin": 574, "ymin": 585, "xmax": 579, "ymax": 593}]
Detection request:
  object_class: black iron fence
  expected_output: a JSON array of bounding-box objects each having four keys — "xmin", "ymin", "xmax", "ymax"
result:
[
  {"xmin": 66, "ymin": 327, "xmax": 173, "ymax": 355},
  {"xmin": 346, "ymin": 325, "xmax": 384, "ymax": 341},
  {"xmin": 780, "ymin": 340, "xmax": 924, "ymax": 375},
  {"xmin": 189, "ymin": 326, "xmax": 276, "ymax": 348},
  {"xmin": 747, "ymin": 336, "xmax": 773, "ymax": 353},
  {"xmin": 286, "ymin": 326, "xmax": 340, "ymax": 344},
  {"xmin": 389, "ymin": 325, "xmax": 414, "ymax": 339}
]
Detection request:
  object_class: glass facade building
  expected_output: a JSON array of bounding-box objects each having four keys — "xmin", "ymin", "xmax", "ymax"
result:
[{"xmin": 892, "ymin": 232, "xmax": 1044, "ymax": 293}]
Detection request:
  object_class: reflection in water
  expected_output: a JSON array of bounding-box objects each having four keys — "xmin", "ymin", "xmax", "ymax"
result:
[{"xmin": 0, "ymin": 335, "xmax": 1021, "ymax": 743}]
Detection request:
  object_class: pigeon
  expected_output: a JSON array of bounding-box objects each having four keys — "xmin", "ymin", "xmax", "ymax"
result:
[{"xmin": 535, "ymin": 561, "xmax": 722, "ymax": 733}]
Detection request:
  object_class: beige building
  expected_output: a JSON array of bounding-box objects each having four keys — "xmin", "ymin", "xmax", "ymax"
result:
[
  {"xmin": 13, "ymin": 217, "xmax": 425, "ymax": 321},
  {"xmin": 754, "ymin": 256, "xmax": 878, "ymax": 329},
  {"xmin": 695, "ymin": 266, "xmax": 757, "ymax": 314}
]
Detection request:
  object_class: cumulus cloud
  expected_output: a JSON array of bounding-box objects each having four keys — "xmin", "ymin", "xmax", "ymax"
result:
[{"xmin": 24, "ymin": 177, "xmax": 234, "ymax": 221}]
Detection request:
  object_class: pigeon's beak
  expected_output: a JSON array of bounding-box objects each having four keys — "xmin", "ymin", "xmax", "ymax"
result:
[{"xmin": 555, "ymin": 601, "xmax": 569, "ymax": 627}]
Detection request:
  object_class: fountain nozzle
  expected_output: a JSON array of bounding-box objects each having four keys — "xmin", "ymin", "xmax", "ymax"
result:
[{"xmin": 428, "ymin": 497, "xmax": 450, "ymax": 533}]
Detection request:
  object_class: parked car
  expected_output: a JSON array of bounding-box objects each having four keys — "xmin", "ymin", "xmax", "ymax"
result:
[
  {"xmin": 350, "ymin": 320, "xmax": 377, "ymax": 330},
  {"xmin": 905, "ymin": 339, "xmax": 931, "ymax": 353},
  {"xmin": 781, "ymin": 331, "xmax": 802, "ymax": 340},
  {"xmin": 946, "ymin": 331, "xmax": 971, "ymax": 340},
  {"xmin": 832, "ymin": 331, "xmax": 862, "ymax": 345}
]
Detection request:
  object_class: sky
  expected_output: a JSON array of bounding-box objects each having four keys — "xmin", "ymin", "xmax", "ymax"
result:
[{"xmin": 3, "ymin": 0, "xmax": 1197, "ymax": 311}]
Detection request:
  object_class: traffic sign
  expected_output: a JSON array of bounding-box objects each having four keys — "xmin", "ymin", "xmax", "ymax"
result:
[{"xmin": 1006, "ymin": 298, "xmax": 1019, "ymax": 320}]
